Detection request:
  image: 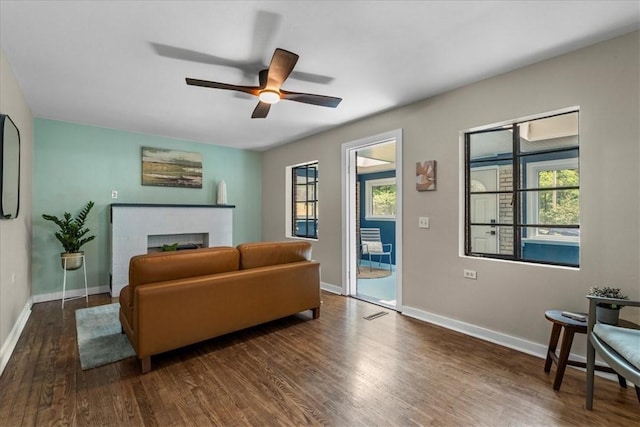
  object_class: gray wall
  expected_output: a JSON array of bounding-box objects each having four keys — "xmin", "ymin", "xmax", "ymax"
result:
[
  {"xmin": 0, "ymin": 48, "xmax": 33, "ymax": 362},
  {"xmin": 262, "ymin": 31, "xmax": 640, "ymax": 351}
]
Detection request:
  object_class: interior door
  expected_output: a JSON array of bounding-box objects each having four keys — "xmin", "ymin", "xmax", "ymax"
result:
[{"xmin": 469, "ymin": 168, "xmax": 498, "ymax": 253}]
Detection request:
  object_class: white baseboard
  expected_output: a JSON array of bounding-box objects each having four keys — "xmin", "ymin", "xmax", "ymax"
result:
[
  {"xmin": 32, "ymin": 285, "xmax": 111, "ymax": 304},
  {"xmin": 401, "ymin": 304, "xmax": 622, "ymax": 383},
  {"xmin": 320, "ymin": 282, "xmax": 342, "ymax": 295},
  {"xmin": 402, "ymin": 305, "xmax": 548, "ymax": 358},
  {"xmin": 0, "ymin": 298, "xmax": 33, "ymax": 377}
]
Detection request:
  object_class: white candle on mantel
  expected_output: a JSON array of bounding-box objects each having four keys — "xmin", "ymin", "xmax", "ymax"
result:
[{"xmin": 217, "ymin": 180, "xmax": 228, "ymax": 205}]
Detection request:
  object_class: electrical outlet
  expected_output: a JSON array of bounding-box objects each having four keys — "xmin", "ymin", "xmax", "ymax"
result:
[
  {"xmin": 11, "ymin": 273, "xmax": 16, "ymax": 284},
  {"xmin": 463, "ymin": 269, "xmax": 477, "ymax": 280},
  {"xmin": 111, "ymin": 190, "xmax": 118, "ymax": 199},
  {"xmin": 418, "ymin": 216, "xmax": 430, "ymax": 228}
]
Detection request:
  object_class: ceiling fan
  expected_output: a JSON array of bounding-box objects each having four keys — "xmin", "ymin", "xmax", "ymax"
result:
[{"xmin": 186, "ymin": 48, "xmax": 342, "ymax": 119}]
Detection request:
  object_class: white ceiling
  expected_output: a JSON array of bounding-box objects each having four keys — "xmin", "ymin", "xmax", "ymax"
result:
[{"xmin": 1, "ymin": 1, "xmax": 638, "ymax": 151}]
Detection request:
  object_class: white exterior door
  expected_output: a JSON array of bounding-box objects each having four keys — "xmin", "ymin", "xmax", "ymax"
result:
[{"xmin": 470, "ymin": 168, "xmax": 498, "ymax": 253}]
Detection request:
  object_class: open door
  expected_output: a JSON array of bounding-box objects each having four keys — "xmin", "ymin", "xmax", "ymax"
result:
[{"xmin": 342, "ymin": 129, "xmax": 403, "ymax": 311}]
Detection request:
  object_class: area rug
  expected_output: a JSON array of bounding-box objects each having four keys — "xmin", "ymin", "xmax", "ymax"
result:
[
  {"xmin": 75, "ymin": 303, "xmax": 135, "ymax": 370},
  {"xmin": 357, "ymin": 267, "xmax": 392, "ymax": 279}
]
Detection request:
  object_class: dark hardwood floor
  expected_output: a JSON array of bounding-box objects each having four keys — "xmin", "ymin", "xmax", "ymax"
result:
[{"xmin": 0, "ymin": 291, "xmax": 638, "ymax": 426}]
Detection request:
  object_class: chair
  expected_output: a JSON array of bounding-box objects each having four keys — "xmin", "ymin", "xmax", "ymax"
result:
[
  {"xmin": 585, "ymin": 295, "xmax": 640, "ymax": 410},
  {"xmin": 359, "ymin": 228, "xmax": 392, "ymax": 272}
]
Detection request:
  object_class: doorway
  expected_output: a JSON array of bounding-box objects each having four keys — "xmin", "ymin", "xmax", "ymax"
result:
[{"xmin": 342, "ymin": 129, "xmax": 403, "ymax": 310}]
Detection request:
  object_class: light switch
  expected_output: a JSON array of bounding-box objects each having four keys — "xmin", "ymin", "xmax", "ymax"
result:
[{"xmin": 418, "ymin": 216, "xmax": 429, "ymax": 228}]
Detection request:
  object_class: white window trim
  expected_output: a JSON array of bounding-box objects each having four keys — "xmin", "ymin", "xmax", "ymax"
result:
[
  {"xmin": 525, "ymin": 157, "xmax": 579, "ymax": 243},
  {"xmin": 365, "ymin": 177, "xmax": 396, "ymax": 221}
]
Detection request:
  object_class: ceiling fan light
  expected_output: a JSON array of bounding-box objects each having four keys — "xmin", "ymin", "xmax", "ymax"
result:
[{"xmin": 258, "ymin": 90, "xmax": 280, "ymax": 104}]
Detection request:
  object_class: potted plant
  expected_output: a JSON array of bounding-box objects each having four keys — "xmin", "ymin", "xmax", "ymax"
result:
[
  {"xmin": 588, "ymin": 286, "xmax": 629, "ymax": 325},
  {"xmin": 42, "ymin": 201, "xmax": 96, "ymax": 270}
]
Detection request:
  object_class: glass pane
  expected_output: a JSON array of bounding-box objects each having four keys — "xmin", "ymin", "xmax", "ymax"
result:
[
  {"xmin": 294, "ymin": 166, "xmax": 318, "ymax": 182},
  {"xmin": 539, "ymin": 189, "xmax": 579, "ymax": 225},
  {"xmin": 470, "ymin": 164, "xmax": 513, "ymax": 193},
  {"xmin": 537, "ymin": 167, "xmax": 579, "ymax": 189},
  {"xmin": 521, "ymin": 227, "xmax": 580, "ymax": 265},
  {"xmin": 519, "ymin": 112, "xmax": 579, "ymax": 153},
  {"xmin": 521, "ymin": 189, "xmax": 580, "ymax": 226},
  {"xmin": 295, "ymin": 184, "xmax": 315, "ymax": 201},
  {"xmin": 371, "ymin": 184, "xmax": 396, "ymax": 216},
  {"xmin": 470, "ymin": 194, "xmax": 513, "ymax": 224},
  {"xmin": 295, "ymin": 202, "xmax": 308, "ymax": 219},
  {"xmin": 470, "ymin": 226, "xmax": 513, "ymax": 255},
  {"xmin": 468, "ymin": 129, "xmax": 514, "ymax": 161},
  {"xmin": 295, "ymin": 219, "xmax": 317, "ymax": 237},
  {"xmin": 521, "ymin": 151, "xmax": 579, "ymax": 190}
]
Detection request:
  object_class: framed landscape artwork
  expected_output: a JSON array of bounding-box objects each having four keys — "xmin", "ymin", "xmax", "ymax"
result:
[
  {"xmin": 142, "ymin": 147, "xmax": 203, "ymax": 188},
  {"xmin": 416, "ymin": 160, "xmax": 436, "ymax": 191}
]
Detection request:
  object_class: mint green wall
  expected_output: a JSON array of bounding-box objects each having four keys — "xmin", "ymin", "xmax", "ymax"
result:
[{"xmin": 33, "ymin": 118, "xmax": 262, "ymax": 296}]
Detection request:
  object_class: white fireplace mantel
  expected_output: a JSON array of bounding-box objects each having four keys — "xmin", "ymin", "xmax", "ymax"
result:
[{"xmin": 110, "ymin": 203, "xmax": 234, "ymax": 296}]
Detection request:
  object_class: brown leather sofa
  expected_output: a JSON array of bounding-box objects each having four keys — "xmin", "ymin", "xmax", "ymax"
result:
[{"xmin": 119, "ymin": 241, "xmax": 321, "ymax": 373}]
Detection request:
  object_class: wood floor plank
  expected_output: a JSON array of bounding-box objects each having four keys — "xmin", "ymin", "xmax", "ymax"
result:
[{"xmin": 1, "ymin": 291, "xmax": 639, "ymax": 426}]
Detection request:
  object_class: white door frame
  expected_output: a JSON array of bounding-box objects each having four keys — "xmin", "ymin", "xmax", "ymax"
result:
[{"xmin": 341, "ymin": 129, "xmax": 403, "ymax": 310}]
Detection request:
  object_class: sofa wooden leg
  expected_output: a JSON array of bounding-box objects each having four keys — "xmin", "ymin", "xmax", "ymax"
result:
[
  {"xmin": 312, "ymin": 307, "xmax": 320, "ymax": 319},
  {"xmin": 141, "ymin": 356, "xmax": 151, "ymax": 374}
]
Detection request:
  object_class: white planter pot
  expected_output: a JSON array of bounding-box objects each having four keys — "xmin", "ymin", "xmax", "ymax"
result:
[{"xmin": 61, "ymin": 252, "xmax": 84, "ymax": 271}]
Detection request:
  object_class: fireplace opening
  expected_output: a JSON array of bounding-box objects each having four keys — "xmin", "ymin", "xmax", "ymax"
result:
[{"xmin": 147, "ymin": 233, "xmax": 209, "ymax": 253}]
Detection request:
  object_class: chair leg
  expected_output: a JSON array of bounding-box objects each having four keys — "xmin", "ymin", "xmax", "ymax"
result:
[
  {"xmin": 616, "ymin": 374, "xmax": 627, "ymax": 389},
  {"xmin": 586, "ymin": 336, "xmax": 596, "ymax": 410},
  {"xmin": 635, "ymin": 385, "xmax": 640, "ymax": 404}
]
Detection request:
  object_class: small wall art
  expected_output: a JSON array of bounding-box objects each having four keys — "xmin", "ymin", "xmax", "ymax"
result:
[
  {"xmin": 142, "ymin": 147, "xmax": 203, "ymax": 188},
  {"xmin": 416, "ymin": 160, "xmax": 436, "ymax": 191}
]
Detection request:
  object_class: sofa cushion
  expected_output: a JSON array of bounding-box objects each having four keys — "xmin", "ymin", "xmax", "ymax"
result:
[
  {"xmin": 237, "ymin": 241, "xmax": 312, "ymax": 270},
  {"xmin": 129, "ymin": 246, "xmax": 239, "ymax": 288},
  {"xmin": 593, "ymin": 323, "xmax": 640, "ymax": 369}
]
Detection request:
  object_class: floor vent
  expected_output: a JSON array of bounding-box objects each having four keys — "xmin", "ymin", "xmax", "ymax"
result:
[{"xmin": 363, "ymin": 311, "xmax": 388, "ymax": 321}]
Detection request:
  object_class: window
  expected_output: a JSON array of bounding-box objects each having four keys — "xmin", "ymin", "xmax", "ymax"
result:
[
  {"xmin": 291, "ymin": 162, "xmax": 318, "ymax": 239},
  {"xmin": 464, "ymin": 110, "xmax": 580, "ymax": 267},
  {"xmin": 365, "ymin": 177, "xmax": 396, "ymax": 220}
]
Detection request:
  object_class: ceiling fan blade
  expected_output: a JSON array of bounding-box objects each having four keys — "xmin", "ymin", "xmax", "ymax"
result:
[
  {"xmin": 280, "ymin": 90, "xmax": 342, "ymax": 108},
  {"xmin": 252, "ymin": 102, "xmax": 271, "ymax": 119},
  {"xmin": 266, "ymin": 48, "xmax": 299, "ymax": 90},
  {"xmin": 185, "ymin": 78, "xmax": 260, "ymax": 96},
  {"xmin": 251, "ymin": 101, "xmax": 271, "ymax": 119},
  {"xmin": 258, "ymin": 69, "xmax": 268, "ymax": 89}
]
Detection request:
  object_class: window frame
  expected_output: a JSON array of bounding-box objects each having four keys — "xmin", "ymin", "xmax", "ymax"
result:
[
  {"xmin": 290, "ymin": 161, "xmax": 319, "ymax": 239},
  {"xmin": 464, "ymin": 109, "xmax": 580, "ymax": 267},
  {"xmin": 364, "ymin": 177, "xmax": 396, "ymax": 221},
  {"xmin": 525, "ymin": 157, "xmax": 579, "ymax": 243}
]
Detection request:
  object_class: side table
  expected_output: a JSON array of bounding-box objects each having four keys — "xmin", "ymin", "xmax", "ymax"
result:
[{"xmin": 544, "ymin": 309, "xmax": 630, "ymax": 391}]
